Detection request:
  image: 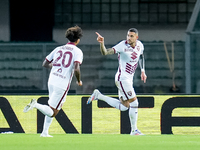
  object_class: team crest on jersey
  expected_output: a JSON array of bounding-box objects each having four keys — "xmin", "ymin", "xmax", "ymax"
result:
[
  {"xmin": 57, "ymin": 68, "xmax": 62, "ymax": 73},
  {"xmin": 127, "ymin": 91, "xmax": 132, "ymax": 96},
  {"xmin": 137, "ymin": 46, "xmax": 140, "ymax": 51}
]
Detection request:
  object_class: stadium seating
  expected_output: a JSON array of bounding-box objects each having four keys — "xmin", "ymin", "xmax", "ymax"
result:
[{"xmin": 0, "ymin": 42, "xmax": 185, "ymax": 94}]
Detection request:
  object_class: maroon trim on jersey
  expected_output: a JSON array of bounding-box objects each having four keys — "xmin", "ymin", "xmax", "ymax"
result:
[
  {"xmin": 67, "ymin": 42, "xmax": 75, "ymax": 45},
  {"xmin": 119, "ymin": 81, "xmax": 129, "ymax": 100},
  {"xmin": 113, "ymin": 48, "xmax": 116, "ymax": 54},
  {"xmin": 55, "ymin": 78, "xmax": 71, "ymax": 109},
  {"xmin": 56, "ymin": 90, "xmax": 68, "ymax": 110},
  {"xmin": 46, "ymin": 58, "xmax": 53, "ymax": 63},
  {"xmin": 118, "ymin": 66, "xmax": 121, "ymax": 81},
  {"xmin": 117, "ymin": 54, "xmax": 121, "ymax": 81},
  {"xmin": 55, "ymin": 71, "xmax": 74, "ymax": 109},
  {"xmin": 74, "ymin": 61, "xmax": 82, "ymax": 65}
]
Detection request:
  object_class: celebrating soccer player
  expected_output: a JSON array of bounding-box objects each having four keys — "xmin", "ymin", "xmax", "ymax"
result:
[
  {"xmin": 87, "ymin": 28, "xmax": 147, "ymax": 135},
  {"xmin": 24, "ymin": 26, "xmax": 83, "ymax": 137}
]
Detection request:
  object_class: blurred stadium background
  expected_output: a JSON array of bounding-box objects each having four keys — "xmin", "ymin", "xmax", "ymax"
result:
[{"xmin": 0, "ymin": 0, "xmax": 199, "ymax": 95}]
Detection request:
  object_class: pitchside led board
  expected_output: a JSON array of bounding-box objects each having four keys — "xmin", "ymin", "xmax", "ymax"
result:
[{"xmin": 0, "ymin": 95, "xmax": 200, "ymax": 135}]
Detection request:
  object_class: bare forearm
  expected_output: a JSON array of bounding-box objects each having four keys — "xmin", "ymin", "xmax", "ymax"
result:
[
  {"xmin": 100, "ymin": 43, "xmax": 115, "ymax": 55},
  {"xmin": 74, "ymin": 62, "xmax": 81, "ymax": 82},
  {"xmin": 74, "ymin": 69, "xmax": 81, "ymax": 82},
  {"xmin": 42, "ymin": 60, "xmax": 52, "ymax": 69},
  {"xmin": 100, "ymin": 43, "xmax": 107, "ymax": 55}
]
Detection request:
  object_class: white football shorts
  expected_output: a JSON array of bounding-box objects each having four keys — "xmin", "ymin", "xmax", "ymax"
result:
[
  {"xmin": 115, "ymin": 80, "xmax": 136, "ymax": 101},
  {"xmin": 48, "ymin": 84, "xmax": 67, "ymax": 110}
]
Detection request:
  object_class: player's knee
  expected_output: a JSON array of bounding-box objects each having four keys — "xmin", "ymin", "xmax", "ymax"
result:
[
  {"xmin": 121, "ymin": 100, "xmax": 130, "ymax": 108},
  {"xmin": 124, "ymin": 101, "xmax": 130, "ymax": 108},
  {"xmin": 51, "ymin": 113, "xmax": 56, "ymax": 117},
  {"xmin": 51, "ymin": 111, "xmax": 59, "ymax": 117},
  {"xmin": 120, "ymin": 97, "xmax": 130, "ymax": 108},
  {"xmin": 50, "ymin": 107, "xmax": 59, "ymax": 117}
]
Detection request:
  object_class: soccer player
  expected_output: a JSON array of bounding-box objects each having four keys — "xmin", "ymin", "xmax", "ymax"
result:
[
  {"xmin": 87, "ymin": 28, "xmax": 147, "ymax": 135},
  {"xmin": 23, "ymin": 25, "xmax": 83, "ymax": 137}
]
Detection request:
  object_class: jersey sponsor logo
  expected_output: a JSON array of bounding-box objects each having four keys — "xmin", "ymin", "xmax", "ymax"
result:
[
  {"xmin": 124, "ymin": 48, "xmax": 134, "ymax": 52},
  {"xmin": 131, "ymin": 52, "xmax": 138, "ymax": 61},
  {"xmin": 57, "ymin": 68, "xmax": 62, "ymax": 73},
  {"xmin": 53, "ymin": 72, "xmax": 66, "ymax": 79}
]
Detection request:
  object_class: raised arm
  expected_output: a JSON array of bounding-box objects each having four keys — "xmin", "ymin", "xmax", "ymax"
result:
[
  {"xmin": 139, "ymin": 54, "xmax": 147, "ymax": 83},
  {"xmin": 96, "ymin": 32, "xmax": 115, "ymax": 55}
]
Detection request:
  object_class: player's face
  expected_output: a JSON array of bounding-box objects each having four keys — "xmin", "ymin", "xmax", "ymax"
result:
[{"xmin": 126, "ymin": 31, "xmax": 138, "ymax": 46}]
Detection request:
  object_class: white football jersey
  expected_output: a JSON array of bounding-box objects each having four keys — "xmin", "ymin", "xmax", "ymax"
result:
[
  {"xmin": 113, "ymin": 40, "xmax": 144, "ymax": 82},
  {"xmin": 46, "ymin": 43, "xmax": 83, "ymax": 90}
]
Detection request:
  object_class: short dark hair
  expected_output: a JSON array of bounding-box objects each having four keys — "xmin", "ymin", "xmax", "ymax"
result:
[
  {"xmin": 65, "ymin": 25, "xmax": 83, "ymax": 42},
  {"xmin": 128, "ymin": 28, "xmax": 138, "ymax": 34}
]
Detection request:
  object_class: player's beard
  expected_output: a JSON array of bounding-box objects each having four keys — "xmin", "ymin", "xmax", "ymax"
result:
[{"xmin": 127, "ymin": 40, "xmax": 135, "ymax": 47}]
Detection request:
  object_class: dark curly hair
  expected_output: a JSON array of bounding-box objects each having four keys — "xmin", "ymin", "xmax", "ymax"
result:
[{"xmin": 65, "ymin": 25, "xmax": 83, "ymax": 42}]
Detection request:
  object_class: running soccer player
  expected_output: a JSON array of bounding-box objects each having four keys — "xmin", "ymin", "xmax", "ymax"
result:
[
  {"xmin": 23, "ymin": 25, "xmax": 83, "ymax": 137},
  {"xmin": 87, "ymin": 28, "xmax": 147, "ymax": 135}
]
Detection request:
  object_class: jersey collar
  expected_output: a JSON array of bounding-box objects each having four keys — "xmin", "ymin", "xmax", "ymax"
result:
[{"xmin": 67, "ymin": 42, "xmax": 75, "ymax": 45}]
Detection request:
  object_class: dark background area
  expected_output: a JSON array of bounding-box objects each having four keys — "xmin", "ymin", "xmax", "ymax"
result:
[{"xmin": 10, "ymin": 0, "xmax": 54, "ymax": 41}]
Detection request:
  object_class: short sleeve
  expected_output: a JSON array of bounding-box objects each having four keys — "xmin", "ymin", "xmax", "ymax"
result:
[
  {"xmin": 139, "ymin": 41, "xmax": 144, "ymax": 55},
  {"xmin": 74, "ymin": 49, "xmax": 83, "ymax": 64},
  {"xmin": 112, "ymin": 40, "xmax": 125, "ymax": 54},
  {"xmin": 46, "ymin": 48, "xmax": 57, "ymax": 62}
]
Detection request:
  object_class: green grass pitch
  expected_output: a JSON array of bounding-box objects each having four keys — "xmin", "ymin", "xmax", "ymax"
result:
[{"xmin": 0, "ymin": 134, "xmax": 200, "ymax": 150}]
